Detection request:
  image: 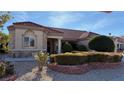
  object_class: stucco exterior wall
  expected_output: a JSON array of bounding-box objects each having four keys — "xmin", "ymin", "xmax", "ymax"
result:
[
  {"xmin": 9, "ymin": 29, "xmax": 15, "ymax": 49},
  {"xmin": 77, "ymin": 40, "xmax": 90, "ymax": 48},
  {"xmin": 42, "ymin": 32, "xmax": 47, "ymax": 50},
  {"xmin": 13, "ymin": 28, "xmax": 46, "ymax": 50}
]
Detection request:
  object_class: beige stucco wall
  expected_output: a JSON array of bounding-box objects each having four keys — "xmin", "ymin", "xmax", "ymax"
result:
[
  {"xmin": 42, "ymin": 32, "xmax": 47, "ymax": 49},
  {"xmin": 13, "ymin": 28, "xmax": 46, "ymax": 50},
  {"xmin": 9, "ymin": 29, "xmax": 15, "ymax": 49}
]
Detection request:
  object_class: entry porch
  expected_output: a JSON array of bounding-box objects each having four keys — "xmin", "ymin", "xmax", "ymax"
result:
[{"xmin": 47, "ymin": 36, "xmax": 62, "ymax": 54}]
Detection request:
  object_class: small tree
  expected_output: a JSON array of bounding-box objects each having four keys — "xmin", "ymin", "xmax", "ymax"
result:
[
  {"xmin": 88, "ymin": 35, "xmax": 115, "ymax": 52},
  {"xmin": 0, "ymin": 12, "xmax": 12, "ymax": 30},
  {"xmin": 62, "ymin": 42, "xmax": 73, "ymax": 52},
  {"xmin": 0, "ymin": 12, "xmax": 12, "ymax": 54},
  {"xmin": 34, "ymin": 51, "xmax": 48, "ymax": 71},
  {"xmin": 0, "ymin": 32, "xmax": 10, "ymax": 53}
]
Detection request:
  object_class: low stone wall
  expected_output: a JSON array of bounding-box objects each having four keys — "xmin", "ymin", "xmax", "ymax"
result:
[
  {"xmin": 0, "ymin": 75, "xmax": 17, "ymax": 81},
  {"xmin": 89, "ymin": 62, "xmax": 122, "ymax": 69},
  {"xmin": 47, "ymin": 62, "xmax": 122, "ymax": 74}
]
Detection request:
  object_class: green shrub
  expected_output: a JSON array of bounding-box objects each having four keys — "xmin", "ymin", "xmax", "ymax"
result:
[
  {"xmin": 87, "ymin": 54, "xmax": 108, "ymax": 62},
  {"xmin": 55, "ymin": 54, "xmax": 87, "ymax": 65},
  {"xmin": 0, "ymin": 63, "xmax": 6, "ymax": 77},
  {"xmin": 108, "ymin": 55, "xmax": 122, "ymax": 62},
  {"xmin": 70, "ymin": 42, "xmax": 78, "ymax": 50},
  {"xmin": 88, "ymin": 35, "xmax": 115, "ymax": 52},
  {"xmin": 0, "ymin": 44, "xmax": 9, "ymax": 53},
  {"xmin": 50, "ymin": 52, "xmax": 122, "ymax": 65},
  {"xmin": 0, "ymin": 61, "xmax": 14, "ymax": 78},
  {"xmin": 50, "ymin": 54, "xmax": 56, "ymax": 63},
  {"xmin": 62, "ymin": 42, "xmax": 73, "ymax": 52},
  {"xmin": 77, "ymin": 45, "xmax": 88, "ymax": 51},
  {"xmin": 0, "ymin": 32, "xmax": 10, "ymax": 53},
  {"xmin": 5, "ymin": 61, "xmax": 14, "ymax": 75}
]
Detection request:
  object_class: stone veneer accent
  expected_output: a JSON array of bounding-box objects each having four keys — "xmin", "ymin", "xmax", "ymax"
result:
[{"xmin": 47, "ymin": 62, "xmax": 122, "ymax": 74}]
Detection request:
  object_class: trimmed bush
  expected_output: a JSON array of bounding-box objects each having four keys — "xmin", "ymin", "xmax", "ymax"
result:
[
  {"xmin": 55, "ymin": 54, "xmax": 87, "ymax": 65},
  {"xmin": 62, "ymin": 42, "xmax": 73, "ymax": 52},
  {"xmin": 5, "ymin": 62, "xmax": 14, "ymax": 75},
  {"xmin": 50, "ymin": 54, "xmax": 56, "ymax": 63},
  {"xmin": 89, "ymin": 35, "xmax": 115, "ymax": 52},
  {"xmin": 77, "ymin": 45, "xmax": 88, "ymax": 51},
  {"xmin": 87, "ymin": 54, "xmax": 108, "ymax": 62},
  {"xmin": 50, "ymin": 52, "xmax": 122, "ymax": 65},
  {"xmin": 70, "ymin": 42, "xmax": 78, "ymax": 50}
]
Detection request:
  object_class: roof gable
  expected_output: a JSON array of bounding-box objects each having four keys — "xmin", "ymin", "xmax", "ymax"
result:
[{"xmin": 8, "ymin": 22, "xmax": 63, "ymax": 34}]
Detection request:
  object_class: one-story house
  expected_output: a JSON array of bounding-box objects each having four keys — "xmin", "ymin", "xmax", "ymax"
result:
[
  {"xmin": 7, "ymin": 22, "xmax": 99, "ymax": 57},
  {"xmin": 112, "ymin": 36, "xmax": 124, "ymax": 52}
]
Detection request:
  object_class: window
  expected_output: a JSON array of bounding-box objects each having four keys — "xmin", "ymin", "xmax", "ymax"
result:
[
  {"xmin": 24, "ymin": 36, "xmax": 35, "ymax": 47},
  {"xmin": 30, "ymin": 38, "xmax": 35, "ymax": 47},
  {"xmin": 117, "ymin": 44, "xmax": 119, "ymax": 48},
  {"xmin": 120, "ymin": 44, "xmax": 124, "ymax": 50}
]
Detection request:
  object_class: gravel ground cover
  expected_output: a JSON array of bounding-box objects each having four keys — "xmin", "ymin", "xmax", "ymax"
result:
[{"xmin": 12, "ymin": 61, "xmax": 124, "ymax": 81}]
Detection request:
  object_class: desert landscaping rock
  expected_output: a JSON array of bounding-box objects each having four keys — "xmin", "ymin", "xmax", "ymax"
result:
[
  {"xmin": 11, "ymin": 61, "xmax": 124, "ymax": 81},
  {"xmin": 14, "ymin": 62, "xmax": 53, "ymax": 81}
]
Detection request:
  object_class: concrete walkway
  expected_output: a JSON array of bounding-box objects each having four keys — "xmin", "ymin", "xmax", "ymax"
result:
[
  {"xmin": 47, "ymin": 67, "xmax": 124, "ymax": 81},
  {"xmin": 5, "ymin": 57, "xmax": 35, "ymax": 62},
  {"xmin": 12, "ymin": 61, "xmax": 37, "ymax": 77}
]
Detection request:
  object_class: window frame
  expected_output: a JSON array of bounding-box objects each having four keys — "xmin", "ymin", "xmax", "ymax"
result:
[{"xmin": 23, "ymin": 36, "xmax": 35, "ymax": 48}]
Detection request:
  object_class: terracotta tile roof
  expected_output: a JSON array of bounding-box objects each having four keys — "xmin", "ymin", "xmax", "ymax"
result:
[
  {"xmin": 50, "ymin": 27, "xmax": 99, "ymax": 41},
  {"xmin": 13, "ymin": 22, "xmax": 46, "ymax": 28},
  {"xmin": 8, "ymin": 22, "xmax": 63, "ymax": 34},
  {"xmin": 7, "ymin": 25, "xmax": 14, "ymax": 30}
]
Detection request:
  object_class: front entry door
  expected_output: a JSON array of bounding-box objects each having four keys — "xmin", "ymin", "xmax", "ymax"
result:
[{"xmin": 47, "ymin": 39, "xmax": 56, "ymax": 54}]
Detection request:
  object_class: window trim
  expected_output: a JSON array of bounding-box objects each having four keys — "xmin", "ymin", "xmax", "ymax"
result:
[{"xmin": 23, "ymin": 36, "xmax": 35, "ymax": 48}]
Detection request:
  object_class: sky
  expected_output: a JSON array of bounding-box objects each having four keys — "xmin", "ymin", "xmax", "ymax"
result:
[{"xmin": 2, "ymin": 11, "xmax": 124, "ymax": 36}]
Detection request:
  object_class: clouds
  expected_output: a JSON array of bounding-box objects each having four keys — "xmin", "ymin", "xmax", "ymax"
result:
[
  {"xmin": 48, "ymin": 12, "xmax": 84, "ymax": 27},
  {"xmin": 47, "ymin": 11, "xmax": 113, "ymax": 33},
  {"xmin": 92, "ymin": 18, "xmax": 109, "ymax": 30},
  {"xmin": 12, "ymin": 11, "xmax": 111, "ymax": 31},
  {"xmin": 75, "ymin": 18, "xmax": 112, "ymax": 32},
  {"xmin": 3, "ymin": 11, "xmax": 124, "ymax": 36},
  {"xmin": 4, "ymin": 11, "xmax": 124, "ymax": 36},
  {"xmin": 13, "ymin": 12, "xmax": 29, "ymax": 22}
]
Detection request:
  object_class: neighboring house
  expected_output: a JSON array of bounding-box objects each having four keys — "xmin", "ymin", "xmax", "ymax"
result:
[
  {"xmin": 113, "ymin": 36, "xmax": 124, "ymax": 52},
  {"xmin": 7, "ymin": 22, "xmax": 99, "ymax": 57}
]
